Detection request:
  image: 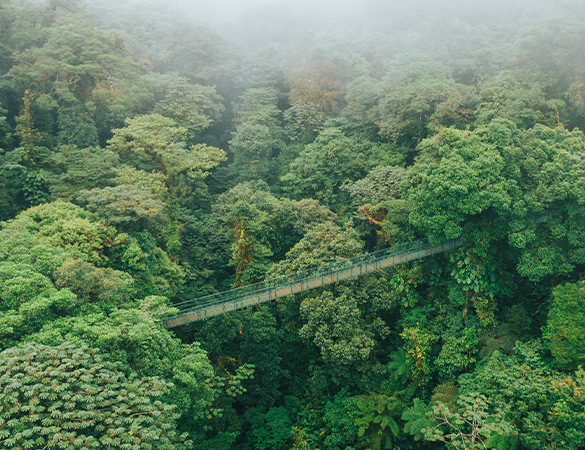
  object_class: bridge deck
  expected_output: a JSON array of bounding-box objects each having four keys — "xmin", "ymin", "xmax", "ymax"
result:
[
  {"xmin": 164, "ymin": 239, "xmax": 461, "ymax": 328},
  {"xmin": 164, "ymin": 237, "xmax": 461, "ymax": 328},
  {"xmin": 164, "ymin": 213, "xmax": 556, "ymax": 328}
]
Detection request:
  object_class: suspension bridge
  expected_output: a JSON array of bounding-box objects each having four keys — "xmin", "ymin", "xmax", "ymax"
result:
[{"xmin": 164, "ymin": 237, "xmax": 462, "ymax": 328}]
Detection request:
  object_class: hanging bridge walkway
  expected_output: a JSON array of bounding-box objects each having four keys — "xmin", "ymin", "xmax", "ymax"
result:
[{"xmin": 164, "ymin": 237, "xmax": 462, "ymax": 328}]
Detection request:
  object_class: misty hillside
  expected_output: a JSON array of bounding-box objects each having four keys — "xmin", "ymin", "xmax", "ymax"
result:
[{"xmin": 1, "ymin": 0, "xmax": 585, "ymax": 449}]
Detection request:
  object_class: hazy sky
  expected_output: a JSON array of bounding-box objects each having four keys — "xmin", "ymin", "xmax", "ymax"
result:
[
  {"xmin": 170, "ymin": 0, "xmax": 360, "ymax": 25},
  {"xmin": 144, "ymin": 0, "xmax": 563, "ymax": 32},
  {"xmin": 108, "ymin": 0, "xmax": 567, "ymax": 51}
]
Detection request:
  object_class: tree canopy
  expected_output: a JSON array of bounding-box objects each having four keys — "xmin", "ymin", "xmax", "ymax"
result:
[{"xmin": 1, "ymin": 0, "xmax": 585, "ymax": 448}]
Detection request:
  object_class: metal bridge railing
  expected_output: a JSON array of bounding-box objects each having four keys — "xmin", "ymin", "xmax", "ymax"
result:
[{"xmin": 165, "ymin": 237, "xmax": 462, "ymax": 326}]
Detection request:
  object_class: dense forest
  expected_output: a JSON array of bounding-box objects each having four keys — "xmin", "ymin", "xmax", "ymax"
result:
[{"xmin": 1, "ymin": 0, "xmax": 585, "ymax": 448}]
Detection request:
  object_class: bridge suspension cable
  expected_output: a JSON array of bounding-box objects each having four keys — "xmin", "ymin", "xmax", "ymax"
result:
[{"xmin": 164, "ymin": 237, "xmax": 462, "ymax": 328}]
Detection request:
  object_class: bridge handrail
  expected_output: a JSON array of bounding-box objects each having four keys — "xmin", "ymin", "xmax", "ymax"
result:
[{"xmin": 167, "ymin": 237, "xmax": 461, "ymax": 319}]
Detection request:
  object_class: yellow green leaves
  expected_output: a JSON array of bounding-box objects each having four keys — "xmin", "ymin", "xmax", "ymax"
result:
[
  {"xmin": 0, "ymin": 262, "xmax": 77, "ymax": 348},
  {"xmin": 108, "ymin": 114, "xmax": 187, "ymax": 162},
  {"xmin": 0, "ymin": 342, "xmax": 190, "ymax": 450}
]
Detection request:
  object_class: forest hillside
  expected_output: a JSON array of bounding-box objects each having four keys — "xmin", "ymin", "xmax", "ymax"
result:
[{"xmin": 1, "ymin": 0, "xmax": 585, "ymax": 449}]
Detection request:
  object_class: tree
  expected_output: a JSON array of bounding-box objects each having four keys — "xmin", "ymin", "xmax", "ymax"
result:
[
  {"xmin": 78, "ymin": 185, "xmax": 168, "ymax": 231},
  {"xmin": 344, "ymin": 165, "xmax": 410, "ymax": 245},
  {"xmin": 323, "ymin": 394, "xmax": 360, "ymax": 449},
  {"xmin": 30, "ymin": 296, "xmax": 217, "ymax": 430},
  {"xmin": 422, "ymin": 393, "xmax": 515, "ymax": 450},
  {"xmin": 434, "ymin": 313, "xmax": 479, "ymax": 380},
  {"xmin": 344, "ymin": 165, "xmax": 407, "ymax": 207},
  {"xmin": 248, "ymin": 406, "xmax": 293, "ymax": 450},
  {"xmin": 4, "ymin": 201, "xmax": 184, "ymax": 297},
  {"xmin": 0, "ymin": 225, "xmax": 73, "ymax": 278},
  {"xmin": 267, "ymin": 222, "xmax": 363, "ymax": 277},
  {"xmin": 7, "ymin": 14, "xmax": 140, "ymax": 147},
  {"xmin": 407, "ymin": 125, "xmax": 512, "ymax": 243},
  {"xmin": 378, "ymin": 60, "xmax": 478, "ymax": 146},
  {"xmin": 475, "ymin": 70, "xmax": 563, "ymax": 129},
  {"xmin": 0, "ymin": 261, "xmax": 77, "ymax": 348},
  {"xmin": 228, "ymin": 87, "xmax": 285, "ymax": 182},
  {"xmin": 283, "ymin": 100, "xmax": 325, "ymax": 143},
  {"xmin": 543, "ymin": 282, "xmax": 585, "ymax": 370},
  {"xmin": 146, "ymin": 72, "xmax": 224, "ymax": 142},
  {"xmin": 290, "ymin": 58, "xmax": 345, "ymax": 112},
  {"xmin": 300, "ymin": 291, "xmax": 378, "ymax": 366},
  {"xmin": 213, "ymin": 181, "xmax": 277, "ymax": 286},
  {"xmin": 458, "ymin": 341, "xmax": 585, "ymax": 450},
  {"xmin": 49, "ymin": 145, "xmax": 119, "ymax": 200},
  {"xmin": 281, "ymin": 126, "xmax": 385, "ymax": 212},
  {"xmin": 0, "ymin": 89, "xmax": 52, "ymax": 212},
  {"xmin": 0, "ymin": 342, "xmax": 190, "ymax": 449},
  {"xmin": 353, "ymin": 394, "xmax": 402, "ymax": 450},
  {"xmin": 0, "ymin": 107, "xmax": 12, "ymax": 151},
  {"xmin": 54, "ymin": 259, "xmax": 134, "ymax": 310},
  {"xmin": 344, "ymin": 76, "xmax": 384, "ymax": 136},
  {"xmin": 407, "ymin": 120, "xmax": 585, "ymax": 285},
  {"xmin": 108, "ymin": 114, "xmax": 226, "ymax": 198}
]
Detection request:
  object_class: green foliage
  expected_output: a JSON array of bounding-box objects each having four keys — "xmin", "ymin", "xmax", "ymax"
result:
[
  {"xmin": 458, "ymin": 341, "xmax": 585, "ymax": 450},
  {"xmin": 409, "ymin": 119, "xmax": 585, "ymax": 283},
  {"xmin": 49, "ymin": 145, "xmax": 119, "ymax": 200},
  {"xmin": 353, "ymin": 394, "xmax": 401, "ymax": 450},
  {"xmin": 300, "ymin": 291, "xmax": 377, "ymax": 366},
  {"xmin": 4, "ymin": 201, "xmax": 184, "ymax": 297},
  {"xmin": 475, "ymin": 70, "xmax": 557, "ymax": 129},
  {"xmin": 213, "ymin": 181, "xmax": 276, "ymax": 285},
  {"xmin": 378, "ymin": 60, "xmax": 479, "ymax": 144},
  {"xmin": 400, "ymin": 326, "xmax": 436, "ymax": 384},
  {"xmin": 0, "ymin": 342, "xmax": 190, "ymax": 449},
  {"xmin": 229, "ymin": 87, "xmax": 285, "ymax": 182},
  {"xmin": 323, "ymin": 394, "xmax": 360, "ymax": 449},
  {"xmin": 402, "ymin": 398, "xmax": 434, "ymax": 441},
  {"xmin": 344, "ymin": 76, "xmax": 384, "ymax": 132},
  {"xmin": 0, "ymin": 90, "xmax": 51, "ymax": 213},
  {"xmin": 30, "ymin": 297, "xmax": 216, "ymax": 424},
  {"xmin": 7, "ymin": 200, "xmax": 124, "ymax": 265},
  {"xmin": 281, "ymin": 126, "xmax": 386, "ymax": 212},
  {"xmin": 267, "ymin": 222, "xmax": 363, "ymax": 277},
  {"xmin": 21, "ymin": 166, "xmax": 50, "ymax": 205},
  {"xmin": 407, "ymin": 125, "xmax": 512, "ymax": 242},
  {"xmin": 2, "ymin": 3, "xmax": 585, "ymax": 450},
  {"xmin": 344, "ymin": 165, "xmax": 407, "ymax": 207},
  {"xmin": 0, "ymin": 226, "xmax": 73, "ymax": 277},
  {"xmin": 422, "ymin": 393, "xmax": 516, "ymax": 450},
  {"xmin": 57, "ymin": 101, "xmax": 99, "ymax": 147},
  {"xmin": 248, "ymin": 406, "xmax": 293, "ymax": 450},
  {"xmin": 435, "ymin": 314, "xmax": 479, "ymax": 380},
  {"xmin": 55, "ymin": 259, "xmax": 134, "ymax": 310},
  {"xmin": 388, "ymin": 348, "xmax": 411, "ymax": 385},
  {"xmin": 0, "ymin": 109, "xmax": 13, "ymax": 151},
  {"xmin": 478, "ymin": 323, "xmax": 520, "ymax": 359},
  {"xmin": 0, "ymin": 261, "xmax": 77, "ymax": 348},
  {"xmin": 78, "ymin": 185, "xmax": 168, "ymax": 228},
  {"xmin": 108, "ymin": 114, "xmax": 226, "ymax": 197},
  {"xmin": 7, "ymin": 13, "xmax": 139, "ymax": 146},
  {"xmin": 543, "ymin": 282, "xmax": 585, "ymax": 369},
  {"xmin": 284, "ymin": 100, "xmax": 325, "ymax": 143},
  {"xmin": 145, "ymin": 72, "xmax": 224, "ymax": 141}
]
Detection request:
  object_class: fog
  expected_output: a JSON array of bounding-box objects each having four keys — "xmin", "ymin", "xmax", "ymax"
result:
[{"xmin": 93, "ymin": 0, "xmax": 570, "ymax": 48}]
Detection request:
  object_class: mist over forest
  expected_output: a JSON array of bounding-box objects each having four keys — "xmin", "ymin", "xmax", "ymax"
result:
[{"xmin": 1, "ymin": 0, "xmax": 585, "ymax": 449}]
